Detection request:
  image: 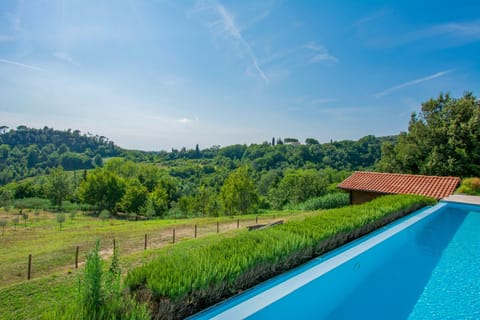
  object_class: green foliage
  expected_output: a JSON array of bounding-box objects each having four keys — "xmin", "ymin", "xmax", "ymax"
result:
[
  {"xmin": 220, "ymin": 166, "xmax": 258, "ymax": 215},
  {"xmin": 56, "ymin": 213, "xmax": 66, "ymax": 230},
  {"xmin": 78, "ymin": 169, "xmax": 126, "ymax": 213},
  {"xmin": 457, "ymin": 177, "xmax": 480, "ymax": 195},
  {"xmin": 83, "ymin": 240, "xmax": 104, "ymax": 316},
  {"xmin": 268, "ymin": 169, "xmax": 328, "ymax": 209},
  {"xmin": 126, "ymin": 195, "xmax": 435, "ymax": 316},
  {"xmin": 43, "ymin": 240, "xmax": 150, "ymax": 320},
  {"xmin": 378, "ymin": 93, "xmax": 480, "ymax": 177},
  {"xmin": 147, "ymin": 185, "xmax": 169, "ymax": 216},
  {"xmin": 121, "ymin": 180, "xmax": 148, "ymax": 214},
  {"xmin": 0, "ymin": 219, "xmax": 6, "ymax": 235},
  {"xmin": 46, "ymin": 167, "xmax": 74, "ymax": 208},
  {"xmin": 99, "ymin": 210, "xmax": 111, "ymax": 222},
  {"xmin": 286, "ymin": 192, "xmax": 349, "ymax": 210},
  {"xmin": 21, "ymin": 212, "xmax": 29, "ymax": 226},
  {"xmin": 0, "ymin": 126, "xmax": 121, "ymax": 185}
]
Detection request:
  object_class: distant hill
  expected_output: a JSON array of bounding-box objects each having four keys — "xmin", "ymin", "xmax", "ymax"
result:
[
  {"xmin": 0, "ymin": 126, "xmax": 122, "ymax": 184},
  {"xmin": 0, "ymin": 125, "xmax": 397, "ymax": 186}
]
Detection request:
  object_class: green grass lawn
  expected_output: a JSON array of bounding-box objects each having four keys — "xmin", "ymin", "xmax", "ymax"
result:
[{"xmin": 0, "ymin": 208, "xmax": 300, "ymax": 319}]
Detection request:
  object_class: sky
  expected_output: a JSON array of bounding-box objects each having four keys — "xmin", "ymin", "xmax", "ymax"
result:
[{"xmin": 0, "ymin": 0, "xmax": 479, "ymax": 151}]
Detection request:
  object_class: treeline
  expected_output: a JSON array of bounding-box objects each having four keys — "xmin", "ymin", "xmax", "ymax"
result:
[
  {"xmin": 0, "ymin": 159, "xmax": 351, "ymax": 217},
  {"xmin": 0, "ymin": 125, "xmax": 396, "ymax": 217},
  {"xmin": 0, "ymin": 126, "xmax": 121, "ymax": 184},
  {"xmin": 155, "ymin": 135, "xmax": 395, "ymax": 172}
]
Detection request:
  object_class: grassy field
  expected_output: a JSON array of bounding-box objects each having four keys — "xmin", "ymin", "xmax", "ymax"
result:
[
  {"xmin": 0, "ymin": 195, "xmax": 433, "ymax": 319},
  {"xmin": 0, "ymin": 208, "xmax": 303, "ymax": 319}
]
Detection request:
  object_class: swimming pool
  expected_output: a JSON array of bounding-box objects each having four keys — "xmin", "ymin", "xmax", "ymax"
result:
[{"xmin": 190, "ymin": 201, "xmax": 480, "ymax": 319}]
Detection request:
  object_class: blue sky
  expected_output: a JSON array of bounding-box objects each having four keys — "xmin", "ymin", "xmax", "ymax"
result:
[{"xmin": 0, "ymin": 0, "xmax": 479, "ymax": 151}]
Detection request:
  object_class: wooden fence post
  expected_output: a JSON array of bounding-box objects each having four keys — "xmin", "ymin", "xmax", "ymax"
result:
[
  {"xmin": 75, "ymin": 246, "xmax": 79, "ymax": 269},
  {"xmin": 173, "ymin": 228, "xmax": 176, "ymax": 244},
  {"xmin": 113, "ymin": 239, "xmax": 116, "ymax": 251},
  {"xmin": 237, "ymin": 219, "xmax": 240, "ymax": 229},
  {"xmin": 27, "ymin": 254, "xmax": 32, "ymax": 280},
  {"xmin": 144, "ymin": 234, "xmax": 147, "ymax": 250},
  {"xmin": 256, "ymin": 216, "xmax": 258, "ymax": 224},
  {"xmin": 194, "ymin": 224, "xmax": 197, "ymax": 238},
  {"xmin": 217, "ymin": 221, "xmax": 219, "ymax": 233}
]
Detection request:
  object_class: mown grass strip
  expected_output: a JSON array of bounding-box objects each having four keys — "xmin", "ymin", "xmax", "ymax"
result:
[{"xmin": 126, "ymin": 195, "xmax": 436, "ymax": 319}]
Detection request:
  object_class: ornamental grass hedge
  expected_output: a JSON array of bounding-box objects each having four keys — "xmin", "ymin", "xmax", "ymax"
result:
[{"xmin": 126, "ymin": 194, "xmax": 436, "ymax": 320}]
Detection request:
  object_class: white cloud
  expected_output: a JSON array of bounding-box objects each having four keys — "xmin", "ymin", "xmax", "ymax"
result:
[
  {"xmin": 0, "ymin": 59, "xmax": 46, "ymax": 72},
  {"xmin": 53, "ymin": 51, "xmax": 78, "ymax": 66},
  {"xmin": 311, "ymin": 98, "xmax": 336, "ymax": 105},
  {"xmin": 373, "ymin": 20, "xmax": 480, "ymax": 48},
  {"xmin": 190, "ymin": 0, "xmax": 268, "ymax": 83},
  {"xmin": 374, "ymin": 70, "xmax": 453, "ymax": 98},
  {"xmin": 353, "ymin": 8, "xmax": 392, "ymax": 27},
  {"xmin": 178, "ymin": 117, "xmax": 192, "ymax": 124},
  {"xmin": 304, "ymin": 42, "xmax": 338, "ymax": 65}
]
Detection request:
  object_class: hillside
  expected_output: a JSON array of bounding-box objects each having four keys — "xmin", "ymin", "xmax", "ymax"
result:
[{"xmin": 0, "ymin": 126, "xmax": 122, "ymax": 184}]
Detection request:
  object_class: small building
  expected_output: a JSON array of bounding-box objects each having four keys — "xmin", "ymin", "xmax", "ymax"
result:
[{"xmin": 337, "ymin": 171, "xmax": 460, "ymax": 205}]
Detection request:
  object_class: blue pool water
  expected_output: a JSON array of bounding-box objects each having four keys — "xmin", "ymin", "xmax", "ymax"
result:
[{"xmin": 190, "ymin": 202, "xmax": 480, "ymax": 319}]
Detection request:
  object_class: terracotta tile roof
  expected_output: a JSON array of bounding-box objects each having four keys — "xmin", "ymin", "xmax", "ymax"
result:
[{"xmin": 337, "ymin": 171, "xmax": 460, "ymax": 199}]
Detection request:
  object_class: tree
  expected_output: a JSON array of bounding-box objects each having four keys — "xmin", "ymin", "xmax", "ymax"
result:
[
  {"xmin": 0, "ymin": 219, "xmax": 7, "ymax": 236},
  {"xmin": 378, "ymin": 93, "xmax": 480, "ymax": 176},
  {"xmin": 269, "ymin": 169, "xmax": 327, "ymax": 208},
  {"xmin": 305, "ymin": 138, "xmax": 319, "ymax": 145},
  {"xmin": 147, "ymin": 185, "xmax": 169, "ymax": 216},
  {"xmin": 57, "ymin": 213, "xmax": 66, "ymax": 230},
  {"xmin": 22, "ymin": 212, "xmax": 29, "ymax": 226},
  {"xmin": 45, "ymin": 167, "xmax": 73, "ymax": 208},
  {"xmin": 220, "ymin": 166, "xmax": 258, "ymax": 215},
  {"xmin": 93, "ymin": 154, "xmax": 103, "ymax": 167},
  {"xmin": 78, "ymin": 168, "xmax": 126, "ymax": 213},
  {"xmin": 12, "ymin": 217, "xmax": 19, "ymax": 231},
  {"xmin": 121, "ymin": 180, "xmax": 148, "ymax": 215}
]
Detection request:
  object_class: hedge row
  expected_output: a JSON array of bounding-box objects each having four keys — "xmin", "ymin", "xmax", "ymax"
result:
[{"xmin": 126, "ymin": 194, "xmax": 436, "ymax": 319}]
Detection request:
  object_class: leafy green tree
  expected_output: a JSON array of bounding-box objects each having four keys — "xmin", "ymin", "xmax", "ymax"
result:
[
  {"xmin": 0, "ymin": 219, "xmax": 7, "ymax": 236},
  {"xmin": 147, "ymin": 185, "xmax": 169, "ymax": 216},
  {"xmin": 78, "ymin": 169, "xmax": 126, "ymax": 213},
  {"xmin": 22, "ymin": 212, "xmax": 29, "ymax": 226},
  {"xmin": 220, "ymin": 166, "xmax": 258, "ymax": 215},
  {"xmin": 269, "ymin": 169, "xmax": 327, "ymax": 208},
  {"xmin": 56, "ymin": 213, "xmax": 66, "ymax": 230},
  {"xmin": 378, "ymin": 93, "xmax": 480, "ymax": 176},
  {"xmin": 121, "ymin": 180, "xmax": 148, "ymax": 215},
  {"xmin": 305, "ymin": 138, "xmax": 319, "ymax": 145},
  {"xmin": 46, "ymin": 167, "xmax": 73, "ymax": 208},
  {"xmin": 93, "ymin": 154, "xmax": 103, "ymax": 167}
]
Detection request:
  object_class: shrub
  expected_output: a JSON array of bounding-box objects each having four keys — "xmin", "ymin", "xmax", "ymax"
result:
[
  {"xmin": 99, "ymin": 210, "xmax": 110, "ymax": 222},
  {"xmin": 457, "ymin": 177, "xmax": 480, "ymax": 195},
  {"xmin": 42, "ymin": 240, "xmax": 150, "ymax": 320},
  {"xmin": 286, "ymin": 192, "xmax": 349, "ymax": 210},
  {"xmin": 0, "ymin": 219, "xmax": 7, "ymax": 236},
  {"xmin": 56, "ymin": 213, "xmax": 66, "ymax": 230}
]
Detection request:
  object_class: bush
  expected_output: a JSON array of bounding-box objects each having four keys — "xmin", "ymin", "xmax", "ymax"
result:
[
  {"xmin": 285, "ymin": 192, "xmax": 349, "ymax": 210},
  {"xmin": 126, "ymin": 194, "xmax": 435, "ymax": 319},
  {"xmin": 457, "ymin": 177, "xmax": 480, "ymax": 195},
  {"xmin": 13, "ymin": 197, "xmax": 50, "ymax": 210},
  {"xmin": 42, "ymin": 240, "xmax": 150, "ymax": 320}
]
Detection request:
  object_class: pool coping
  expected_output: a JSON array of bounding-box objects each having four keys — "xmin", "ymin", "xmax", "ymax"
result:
[
  {"xmin": 441, "ymin": 194, "xmax": 480, "ymax": 206},
  {"xmin": 191, "ymin": 202, "xmax": 449, "ymax": 320}
]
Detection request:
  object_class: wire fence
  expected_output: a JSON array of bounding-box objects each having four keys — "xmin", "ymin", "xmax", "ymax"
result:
[{"xmin": 3, "ymin": 215, "xmax": 281, "ymax": 283}]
